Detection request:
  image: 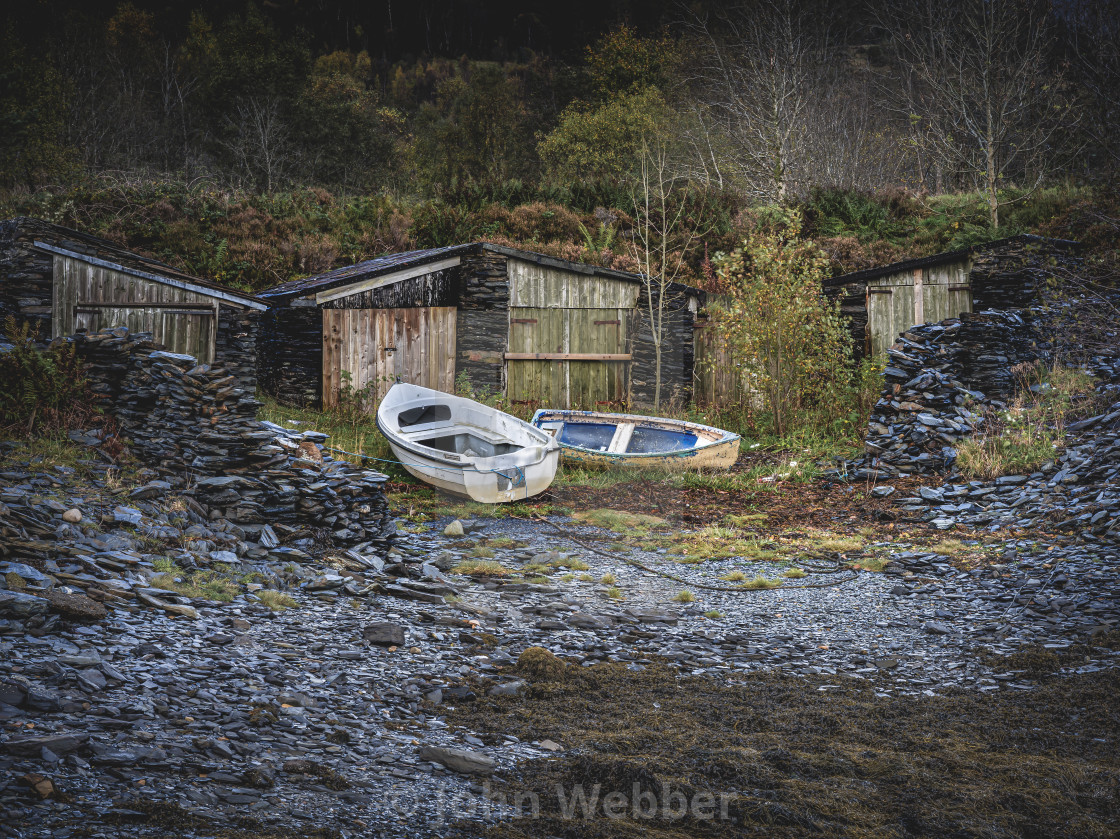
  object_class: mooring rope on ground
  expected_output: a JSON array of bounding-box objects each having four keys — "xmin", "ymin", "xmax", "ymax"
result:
[
  {"xmin": 323, "ymin": 445, "xmax": 528, "ymax": 490},
  {"xmin": 323, "ymin": 445, "xmax": 856, "ymax": 591},
  {"xmin": 527, "ymin": 515, "xmax": 859, "ymax": 593}
]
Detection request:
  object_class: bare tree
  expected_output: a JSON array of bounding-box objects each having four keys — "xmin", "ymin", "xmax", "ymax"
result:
[
  {"xmin": 682, "ymin": 0, "xmax": 834, "ymax": 203},
  {"xmin": 627, "ymin": 137, "xmax": 709, "ymax": 411},
  {"xmin": 221, "ymin": 96, "xmax": 293, "ymax": 192},
  {"xmin": 880, "ymin": 0, "xmax": 1072, "ymax": 228}
]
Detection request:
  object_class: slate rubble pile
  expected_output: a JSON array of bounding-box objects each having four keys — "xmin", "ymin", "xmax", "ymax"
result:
[
  {"xmin": 73, "ymin": 327, "xmax": 395, "ymax": 554},
  {"xmin": 827, "ymin": 306, "xmax": 1120, "ymax": 543},
  {"xmin": 835, "ymin": 310, "xmax": 1049, "ymax": 480},
  {"xmin": 894, "ymin": 362, "xmax": 1120, "ymax": 539}
]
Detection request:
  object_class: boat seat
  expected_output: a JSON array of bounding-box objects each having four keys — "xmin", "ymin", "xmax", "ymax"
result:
[{"xmin": 607, "ymin": 423, "xmax": 635, "ymax": 454}]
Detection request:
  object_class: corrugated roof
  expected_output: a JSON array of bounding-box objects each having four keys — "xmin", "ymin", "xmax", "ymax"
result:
[
  {"xmin": 823, "ymin": 233, "xmax": 1079, "ymax": 287},
  {"xmin": 2, "ymin": 217, "xmax": 266, "ymax": 309},
  {"xmin": 258, "ymin": 241, "xmax": 664, "ymax": 303}
]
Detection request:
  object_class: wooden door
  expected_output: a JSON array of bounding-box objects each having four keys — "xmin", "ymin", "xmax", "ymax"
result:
[
  {"xmin": 505, "ymin": 307, "xmax": 629, "ymax": 407},
  {"xmin": 322, "ymin": 307, "xmax": 457, "ymax": 409},
  {"xmin": 867, "ymin": 278, "xmax": 914, "ymax": 358}
]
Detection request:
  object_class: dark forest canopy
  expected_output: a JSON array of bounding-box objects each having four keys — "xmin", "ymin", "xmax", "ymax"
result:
[
  {"xmin": 4, "ymin": 0, "xmax": 685, "ymax": 62},
  {"xmin": 1, "ymin": 0, "xmax": 1118, "ymax": 292}
]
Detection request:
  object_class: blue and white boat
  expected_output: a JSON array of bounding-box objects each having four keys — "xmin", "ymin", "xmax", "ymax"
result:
[{"xmin": 531, "ymin": 409, "xmax": 740, "ymax": 470}]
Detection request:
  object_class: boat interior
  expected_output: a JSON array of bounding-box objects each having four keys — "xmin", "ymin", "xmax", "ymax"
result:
[
  {"xmin": 392, "ymin": 403, "xmax": 528, "ymax": 459},
  {"xmin": 535, "ymin": 419, "xmax": 702, "ymax": 454}
]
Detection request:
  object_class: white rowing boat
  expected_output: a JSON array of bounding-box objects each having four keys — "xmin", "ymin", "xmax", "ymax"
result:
[{"xmin": 376, "ymin": 383, "xmax": 560, "ymax": 502}]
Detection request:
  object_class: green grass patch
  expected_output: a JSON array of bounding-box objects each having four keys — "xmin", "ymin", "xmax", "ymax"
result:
[
  {"xmin": 150, "ymin": 568, "xmax": 242, "ymax": 602},
  {"xmin": 256, "ymin": 590, "xmax": 299, "ymax": 611},
  {"xmin": 572, "ymin": 508, "xmax": 667, "ymax": 534}
]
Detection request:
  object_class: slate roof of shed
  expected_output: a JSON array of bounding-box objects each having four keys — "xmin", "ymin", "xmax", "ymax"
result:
[
  {"xmin": 258, "ymin": 241, "xmax": 673, "ymax": 303},
  {"xmin": 2, "ymin": 217, "xmax": 266, "ymax": 308},
  {"xmin": 822, "ymin": 233, "xmax": 1079, "ymax": 287}
]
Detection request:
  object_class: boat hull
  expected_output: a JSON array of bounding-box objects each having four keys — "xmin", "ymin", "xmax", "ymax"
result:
[
  {"xmin": 384, "ymin": 437, "xmax": 560, "ymax": 502},
  {"xmin": 377, "ymin": 384, "xmax": 560, "ymax": 503},
  {"xmin": 532, "ymin": 410, "xmax": 740, "ymax": 471}
]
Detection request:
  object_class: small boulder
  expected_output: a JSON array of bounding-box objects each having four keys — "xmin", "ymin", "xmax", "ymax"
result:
[
  {"xmin": 443, "ymin": 520, "xmax": 465, "ymax": 537},
  {"xmin": 362, "ymin": 622, "xmax": 406, "ymax": 647},
  {"xmin": 41, "ymin": 591, "xmax": 107, "ymax": 621},
  {"xmin": 62, "ymin": 509, "xmax": 82, "ymax": 524},
  {"xmin": 417, "ymin": 745, "xmax": 496, "ymax": 775},
  {"xmin": 488, "ymin": 680, "xmax": 526, "ymax": 697}
]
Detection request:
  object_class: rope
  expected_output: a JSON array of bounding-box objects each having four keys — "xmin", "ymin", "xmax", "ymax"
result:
[
  {"xmin": 527, "ymin": 515, "xmax": 858, "ymax": 592},
  {"xmin": 323, "ymin": 445, "xmax": 528, "ymax": 493}
]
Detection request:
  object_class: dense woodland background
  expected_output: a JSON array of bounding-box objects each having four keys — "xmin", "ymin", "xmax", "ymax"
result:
[{"xmin": 2, "ymin": 0, "xmax": 1119, "ymax": 292}]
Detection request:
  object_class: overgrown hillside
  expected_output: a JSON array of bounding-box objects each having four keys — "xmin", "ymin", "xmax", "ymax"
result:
[{"xmin": 0, "ymin": 180, "xmax": 1104, "ymax": 293}]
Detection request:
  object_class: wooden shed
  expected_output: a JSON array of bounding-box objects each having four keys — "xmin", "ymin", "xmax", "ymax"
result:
[
  {"xmin": 823, "ymin": 234, "xmax": 1080, "ymax": 359},
  {"xmin": 0, "ymin": 217, "xmax": 267, "ymax": 386},
  {"xmin": 823, "ymin": 249, "xmax": 974, "ymax": 360},
  {"xmin": 258, "ymin": 243, "xmax": 702, "ymax": 411}
]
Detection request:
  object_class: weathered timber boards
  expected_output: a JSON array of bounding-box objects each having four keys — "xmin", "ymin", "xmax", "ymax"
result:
[
  {"xmin": 507, "ymin": 259, "xmax": 639, "ymax": 309},
  {"xmin": 53, "ymin": 254, "xmax": 218, "ymax": 362},
  {"xmin": 506, "ymin": 307, "xmax": 628, "ymax": 407},
  {"xmin": 694, "ymin": 320, "xmax": 744, "ymax": 407},
  {"xmin": 322, "ymin": 307, "xmax": 457, "ymax": 408},
  {"xmin": 867, "ymin": 262, "xmax": 973, "ymax": 356}
]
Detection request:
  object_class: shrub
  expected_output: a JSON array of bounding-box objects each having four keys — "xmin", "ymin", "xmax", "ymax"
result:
[
  {"xmin": 0, "ymin": 318, "xmax": 97, "ymax": 435},
  {"xmin": 709, "ymin": 212, "xmax": 855, "ymax": 437}
]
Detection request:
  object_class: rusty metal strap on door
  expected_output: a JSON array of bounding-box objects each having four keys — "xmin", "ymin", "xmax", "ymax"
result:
[
  {"xmin": 509, "ymin": 317, "xmax": 538, "ymax": 324},
  {"xmin": 503, "ymin": 353, "xmax": 632, "ymax": 361},
  {"xmin": 594, "ymin": 319, "xmax": 621, "ymax": 326}
]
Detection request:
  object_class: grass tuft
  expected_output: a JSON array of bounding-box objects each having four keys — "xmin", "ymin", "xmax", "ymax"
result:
[
  {"xmin": 451, "ymin": 560, "xmax": 513, "ymax": 577},
  {"xmin": 256, "ymin": 590, "xmax": 299, "ymax": 611}
]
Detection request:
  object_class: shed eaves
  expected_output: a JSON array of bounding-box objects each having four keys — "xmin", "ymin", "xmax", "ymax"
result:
[
  {"xmin": 2, "ymin": 217, "xmax": 266, "ymax": 309},
  {"xmin": 822, "ymin": 233, "xmax": 1079, "ymax": 288},
  {"xmin": 256, "ymin": 242, "xmax": 687, "ymax": 305}
]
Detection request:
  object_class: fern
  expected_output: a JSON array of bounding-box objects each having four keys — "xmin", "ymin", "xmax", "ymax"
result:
[{"xmin": 0, "ymin": 316, "xmax": 97, "ymax": 435}]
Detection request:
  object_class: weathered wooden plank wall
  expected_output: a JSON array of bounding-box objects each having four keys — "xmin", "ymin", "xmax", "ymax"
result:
[
  {"xmin": 505, "ymin": 258, "xmax": 636, "ymax": 407},
  {"xmin": 322, "ymin": 307, "xmax": 456, "ymax": 407},
  {"xmin": 52, "ymin": 254, "xmax": 217, "ymax": 362},
  {"xmin": 693, "ymin": 317, "xmax": 744, "ymax": 407},
  {"xmin": 867, "ymin": 260, "xmax": 974, "ymax": 356},
  {"xmin": 506, "ymin": 307, "xmax": 629, "ymax": 407}
]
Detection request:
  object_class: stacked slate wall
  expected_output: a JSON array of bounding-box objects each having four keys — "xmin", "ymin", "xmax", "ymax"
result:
[
  {"xmin": 455, "ymin": 250, "xmax": 509, "ymax": 393},
  {"xmin": 73, "ymin": 327, "xmax": 395, "ymax": 555},
  {"xmin": 849, "ymin": 310, "xmax": 1050, "ymax": 478},
  {"xmin": 630, "ymin": 286, "xmax": 698, "ymax": 407},
  {"xmin": 0, "ymin": 219, "xmax": 54, "ymax": 333},
  {"xmin": 970, "ymin": 238, "xmax": 1081, "ymax": 311},
  {"xmin": 259, "ymin": 306, "xmax": 322, "ymax": 406}
]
